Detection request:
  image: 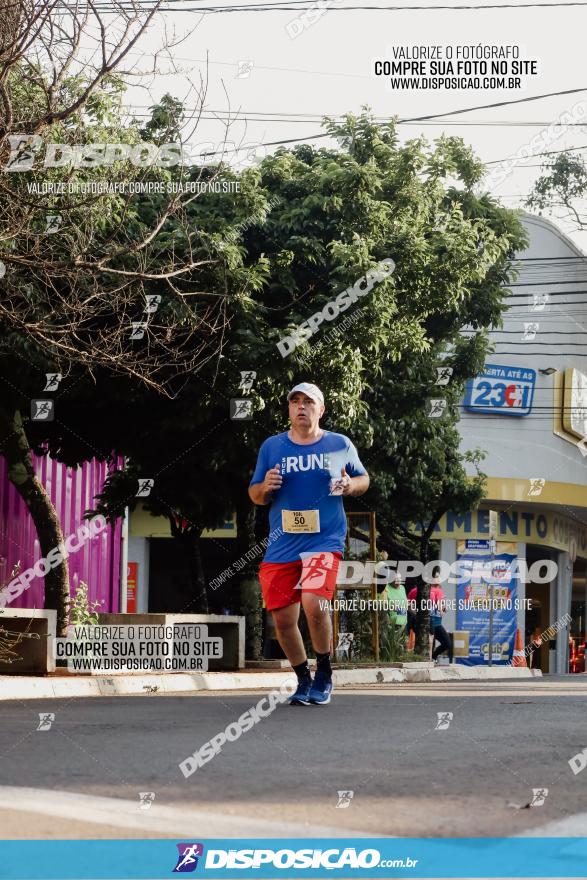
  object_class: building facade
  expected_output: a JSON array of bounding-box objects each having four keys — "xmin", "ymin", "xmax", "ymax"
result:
[{"xmin": 437, "ymin": 213, "xmax": 587, "ymax": 673}]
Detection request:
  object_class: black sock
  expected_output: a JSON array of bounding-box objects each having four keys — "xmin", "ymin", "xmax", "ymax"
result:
[
  {"xmin": 293, "ymin": 660, "xmax": 311, "ymax": 682},
  {"xmin": 316, "ymin": 651, "xmax": 332, "ymax": 677}
]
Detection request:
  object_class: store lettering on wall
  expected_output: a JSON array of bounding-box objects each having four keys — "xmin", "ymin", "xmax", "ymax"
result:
[{"xmin": 423, "ymin": 509, "xmax": 587, "ymax": 555}]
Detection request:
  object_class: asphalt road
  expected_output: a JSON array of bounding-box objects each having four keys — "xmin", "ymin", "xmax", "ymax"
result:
[{"xmin": 1, "ymin": 676, "xmax": 587, "ymax": 840}]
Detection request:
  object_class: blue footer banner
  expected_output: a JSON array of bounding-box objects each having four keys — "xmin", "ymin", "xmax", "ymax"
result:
[{"xmin": 1, "ymin": 838, "xmax": 587, "ymax": 879}]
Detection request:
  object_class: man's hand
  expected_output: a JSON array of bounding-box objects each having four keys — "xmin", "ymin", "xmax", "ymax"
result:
[
  {"xmin": 340, "ymin": 467, "xmax": 352, "ymax": 496},
  {"xmin": 340, "ymin": 467, "xmax": 370, "ymax": 498},
  {"xmin": 263, "ymin": 464, "xmax": 283, "ymax": 494},
  {"xmin": 248, "ymin": 464, "xmax": 282, "ymax": 505}
]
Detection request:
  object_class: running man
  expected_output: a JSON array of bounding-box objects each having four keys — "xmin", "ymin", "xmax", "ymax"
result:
[{"xmin": 248, "ymin": 382, "xmax": 369, "ymax": 705}]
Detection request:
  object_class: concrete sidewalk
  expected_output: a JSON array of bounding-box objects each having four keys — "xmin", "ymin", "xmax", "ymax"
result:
[{"xmin": 0, "ymin": 664, "xmax": 540, "ymax": 700}]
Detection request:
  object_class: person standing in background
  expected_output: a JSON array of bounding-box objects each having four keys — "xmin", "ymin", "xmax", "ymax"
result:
[
  {"xmin": 408, "ymin": 571, "xmax": 453, "ymax": 663},
  {"xmin": 383, "ymin": 573, "xmax": 408, "ymax": 645}
]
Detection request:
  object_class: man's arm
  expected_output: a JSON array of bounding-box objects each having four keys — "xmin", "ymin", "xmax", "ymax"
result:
[
  {"xmin": 348, "ymin": 473, "xmax": 370, "ymax": 497},
  {"xmin": 340, "ymin": 468, "xmax": 370, "ymax": 497},
  {"xmin": 248, "ymin": 464, "xmax": 282, "ymax": 506},
  {"xmin": 248, "ymin": 482, "xmax": 272, "ymax": 506}
]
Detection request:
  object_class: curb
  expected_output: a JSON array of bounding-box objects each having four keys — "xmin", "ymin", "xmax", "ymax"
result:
[{"xmin": 0, "ymin": 665, "xmax": 540, "ymax": 700}]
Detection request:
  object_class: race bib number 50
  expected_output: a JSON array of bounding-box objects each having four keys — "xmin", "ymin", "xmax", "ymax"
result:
[{"xmin": 282, "ymin": 509, "xmax": 320, "ymax": 533}]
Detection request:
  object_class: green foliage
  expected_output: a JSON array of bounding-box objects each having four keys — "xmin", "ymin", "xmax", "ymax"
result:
[
  {"xmin": 67, "ymin": 581, "xmax": 102, "ymax": 627},
  {"xmin": 527, "ymin": 152, "xmax": 587, "ymax": 229},
  {"xmin": 2, "ymin": 93, "xmax": 528, "ymax": 629}
]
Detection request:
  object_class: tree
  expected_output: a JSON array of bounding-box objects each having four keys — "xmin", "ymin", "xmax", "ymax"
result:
[
  {"xmin": 230, "ymin": 113, "xmax": 526, "ymax": 653},
  {"xmin": 526, "ymin": 152, "xmax": 587, "ymax": 230},
  {"xmin": 90, "ymin": 112, "xmax": 526, "ymax": 655},
  {"xmin": 0, "ymin": 1, "xmax": 238, "ymax": 633}
]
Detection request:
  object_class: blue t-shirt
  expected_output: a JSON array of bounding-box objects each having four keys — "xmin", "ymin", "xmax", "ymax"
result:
[{"xmin": 250, "ymin": 431, "xmax": 367, "ymax": 563}]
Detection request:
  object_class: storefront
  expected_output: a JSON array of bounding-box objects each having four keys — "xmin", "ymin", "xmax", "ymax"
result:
[
  {"xmin": 126, "ymin": 504, "xmax": 237, "ymax": 613},
  {"xmin": 436, "ymin": 505, "xmax": 587, "ymax": 672},
  {"xmin": 439, "ymin": 213, "xmax": 587, "ymax": 673}
]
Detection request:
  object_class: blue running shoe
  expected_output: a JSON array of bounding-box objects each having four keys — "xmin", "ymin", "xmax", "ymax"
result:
[
  {"xmin": 288, "ymin": 675, "xmax": 313, "ymax": 705},
  {"xmin": 309, "ymin": 670, "xmax": 333, "ymax": 705}
]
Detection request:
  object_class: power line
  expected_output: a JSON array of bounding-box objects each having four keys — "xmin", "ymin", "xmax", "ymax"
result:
[
  {"xmin": 463, "ymin": 329, "xmax": 587, "ymax": 334},
  {"xmin": 151, "ymin": 87, "xmax": 587, "ymax": 152},
  {"xmin": 507, "ymin": 284, "xmax": 587, "ymax": 292},
  {"xmin": 513, "ymin": 257, "xmax": 587, "ymax": 262},
  {"xmin": 76, "ymin": 0, "xmax": 587, "ymax": 11},
  {"xmin": 471, "ymin": 346, "xmax": 587, "ymax": 349},
  {"xmin": 485, "ymin": 143, "xmax": 587, "ymax": 166}
]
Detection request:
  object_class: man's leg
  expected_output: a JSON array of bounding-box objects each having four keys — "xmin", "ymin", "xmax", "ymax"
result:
[
  {"xmin": 302, "ymin": 592, "xmax": 334, "ymax": 705},
  {"xmin": 301, "ymin": 592, "xmax": 331, "ymax": 654},
  {"xmin": 272, "ymin": 602, "xmax": 306, "ymax": 665},
  {"xmin": 272, "ymin": 602, "xmax": 314, "ymax": 705}
]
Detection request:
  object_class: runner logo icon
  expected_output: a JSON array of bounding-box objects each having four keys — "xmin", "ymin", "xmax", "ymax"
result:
[
  {"xmin": 297, "ymin": 552, "xmax": 337, "ymax": 591},
  {"xmin": 173, "ymin": 843, "xmax": 204, "ymax": 872}
]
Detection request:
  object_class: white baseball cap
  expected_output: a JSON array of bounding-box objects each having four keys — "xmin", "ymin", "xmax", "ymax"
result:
[{"xmin": 287, "ymin": 382, "xmax": 325, "ymax": 406}]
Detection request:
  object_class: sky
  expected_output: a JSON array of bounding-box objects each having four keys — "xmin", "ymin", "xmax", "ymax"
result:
[{"xmin": 99, "ymin": 0, "xmax": 587, "ymax": 248}]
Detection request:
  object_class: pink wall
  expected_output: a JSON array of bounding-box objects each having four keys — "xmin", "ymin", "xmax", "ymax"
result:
[{"xmin": 0, "ymin": 455, "xmax": 122, "ymax": 613}]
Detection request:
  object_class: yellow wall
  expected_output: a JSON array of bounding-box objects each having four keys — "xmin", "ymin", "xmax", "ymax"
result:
[
  {"xmin": 130, "ymin": 503, "xmax": 237, "ymax": 539},
  {"xmin": 433, "ymin": 502, "xmax": 587, "ymax": 558}
]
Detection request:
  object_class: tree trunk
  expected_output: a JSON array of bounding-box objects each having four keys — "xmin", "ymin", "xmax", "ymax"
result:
[
  {"xmin": 189, "ymin": 531, "xmax": 209, "ymax": 614},
  {"xmin": 0, "ymin": 407, "xmax": 70, "ymax": 634},
  {"xmin": 236, "ymin": 500, "xmax": 262, "ymax": 660},
  {"xmin": 168, "ymin": 515, "xmax": 209, "ymax": 613},
  {"xmin": 414, "ymin": 533, "xmax": 431, "ymax": 655}
]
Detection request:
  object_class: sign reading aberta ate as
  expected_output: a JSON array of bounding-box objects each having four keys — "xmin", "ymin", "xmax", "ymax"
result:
[{"xmin": 464, "ymin": 363, "xmax": 536, "ymax": 416}]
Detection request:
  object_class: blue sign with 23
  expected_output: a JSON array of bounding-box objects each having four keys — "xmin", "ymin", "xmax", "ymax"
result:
[{"xmin": 464, "ymin": 363, "xmax": 536, "ymax": 416}]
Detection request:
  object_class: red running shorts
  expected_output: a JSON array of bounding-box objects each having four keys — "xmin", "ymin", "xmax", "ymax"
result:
[{"xmin": 259, "ymin": 552, "xmax": 342, "ymax": 611}]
